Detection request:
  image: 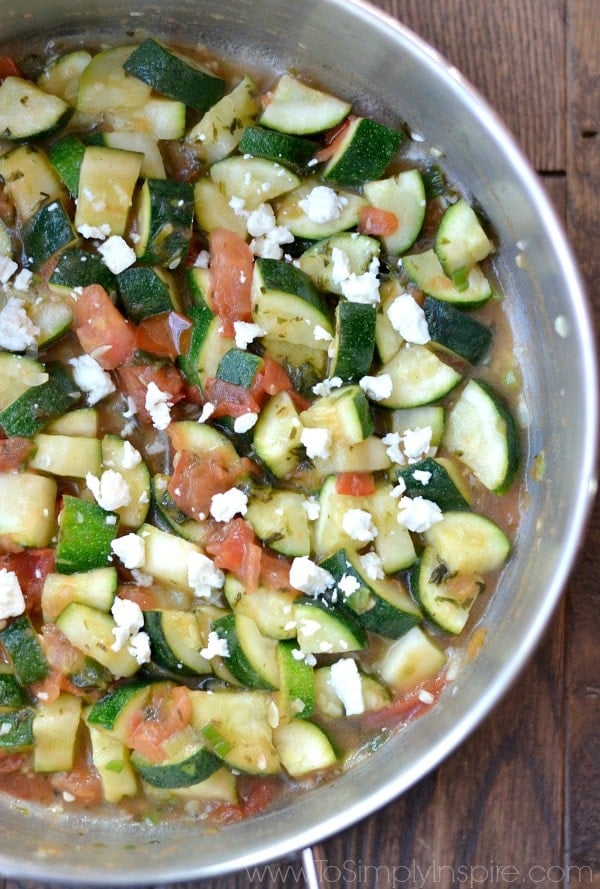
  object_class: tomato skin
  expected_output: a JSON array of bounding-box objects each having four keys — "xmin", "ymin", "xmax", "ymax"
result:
[
  {"xmin": 116, "ymin": 363, "xmax": 187, "ymax": 423},
  {"xmin": 127, "ymin": 685, "xmax": 191, "ymax": 764},
  {"xmin": 70, "ymin": 284, "xmax": 136, "ymax": 370},
  {"xmin": 135, "ymin": 311, "xmax": 193, "ymax": 361},
  {"xmin": 203, "ymin": 377, "xmax": 260, "ymax": 419},
  {"xmin": 335, "ymin": 472, "xmax": 376, "ymax": 496},
  {"xmin": 206, "ymin": 518, "xmax": 262, "ymax": 593},
  {"xmin": 208, "ymin": 228, "xmax": 254, "ymax": 338},
  {"xmin": 0, "ymin": 437, "xmax": 34, "ymax": 471},
  {"xmin": 358, "ymin": 206, "xmax": 399, "ymax": 237}
]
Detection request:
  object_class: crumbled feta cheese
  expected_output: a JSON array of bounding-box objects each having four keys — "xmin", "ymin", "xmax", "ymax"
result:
[
  {"xmin": 145, "ymin": 381, "xmax": 173, "ymax": 431},
  {"xmin": 229, "ymin": 195, "xmax": 247, "ymax": 216},
  {"xmin": 69, "ymin": 354, "xmax": 116, "ymax": 406},
  {"xmin": 298, "ymin": 618, "xmax": 322, "ymax": 637},
  {"xmin": 0, "ymin": 569, "xmax": 25, "ymax": 620},
  {"xmin": 200, "ymin": 630, "xmax": 230, "ymax": 659},
  {"xmin": 210, "ymin": 487, "xmax": 248, "ymax": 522},
  {"xmin": 121, "ymin": 440, "xmax": 142, "ymax": 469},
  {"xmin": 313, "ymin": 324, "xmax": 333, "ymax": 342},
  {"xmin": 86, "ymin": 470, "xmax": 131, "ymax": 511},
  {"xmin": 289, "ymin": 556, "xmax": 335, "ymax": 597},
  {"xmin": 403, "ymin": 426, "xmax": 434, "ymax": 462},
  {"xmin": 0, "ymin": 297, "xmax": 39, "ymax": 351},
  {"xmin": 337, "ymin": 573, "xmax": 361, "ymax": 599},
  {"xmin": 311, "ymin": 376, "xmax": 343, "ymax": 397},
  {"xmin": 246, "ymin": 203, "xmax": 277, "ymax": 237},
  {"xmin": 300, "ymin": 426, "xmax": 332, "ymax": 459},
  {"xmin": 341, "ymin": 508, "xmax": 378, "ymax": 543},
  {"xmin": 233, "ymin": 412, "xmax": 258, "ymax": 433},
  {"xmin": 0, "ymin": 256, "xmax": 18, "ymax": 285},
  {"xmin": 299, "ymin": 186, "xmax": 346, "ymax": 224},
  {"xmin": 110, "ymin": 597, "xmax": 144, "ymax": 651},
  {"xmin": 77, "ymin": 222, "xmax": 111, "ymax": 240},
  {"xmin": 359, "ymin": 551, "xmax": 385, "ymax": 581},
  {"xmin": 123, "ymin": 396, "xmax": 137, "ymax": 419},
  {"xmin": 97, "ymin": 235, "xmax": 136, "ymax": 274},
  {"xmin": 359, "ymin": 373, "xmax": 393, "ymax": 402},
  {"xmin": 13, "ymin": 269, "xmax": 33, "ymax": 292},
  {"xmin": 391, "ymin": 478, "xmax": 407, "ymax": 498},
  {"xmin": 418, "ymin": 688, "xmax": 435, "ymax": 704},
  {"xmin": 336, "ymin": 256, "xmax": 381, "ymax": 305},
  {"xmin": 198, "ymin": 402, "xmax": 215, "ymax": 424},
  {"xmin": 302, "ymin": 497, "xmax": 321, "ymax": 521},
  {"xmin": 234, "ymin": 321, "xmax": 266, "ymax": 350},
  {"xmin": 396, "ymin": 495, "xmax": 443, "ymax": 532},
  {"xmin": 329, "ymin": 658, "xmax": 364, "ymax": 716},
  {"xmin": 193, "ymin": 249, "xmax": 211, "ymax": 269},
  {"xmin": 386, "ymin": 293, "xmax": 430, "ymax": 344},
  {"xmin": 331, "ymin": 247, "xmax": 352, "ymax": 285},
  {"xmin": 412, "ymin": 469, "xmax": 432, "ymax": 485},
  {"xmin": 111, "ymin": 533, "xmax": 145, "ymax": 570},
  {"xmin": 128, "ymin": 631, "xmax": 151, "ymax": 665},
  {"xmin": 130, "ymin": 568, "xmax": 154, "ymax": 587},
  {"xmin": 187, "ymin": 551, "xmax": 225, "ymax": 599}
]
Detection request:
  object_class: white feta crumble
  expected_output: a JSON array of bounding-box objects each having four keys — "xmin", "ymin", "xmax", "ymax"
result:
[
  {"xmin": 386, "ymin": 293, "xmax": 430, "ymax": 344},
  {"xmin": 187, "ymin": 551, "xmax": 225, "ymax": 599},
  {"xmin": 336, "ymin": 255, "xmax": 381, "ymax": 305},
  {"xmin": 229, "ymin": 195, "xmax": 247, "ymax": 216},
  {"xmin": 0, "ymin": 569, "xmax": 25, "ymax": 620},
  {"xmin": 120, "ymin": 440, "xmax": 142, "ymax": 469},
  {"xmin": 299, "ymin": 186, "xmax": 346, "ymax": 224},
  {"xmin": 130, "ymin": 568, "xmax": 154, "ymax": 587},
  {"xmin": 341, "ymin": 508, "xmax": 378, "ymax": 543},
  {"xmin": 329, "ymin": 658, "xmax": 364, "ymax": 716},
  {"xmin": 0, "ymin": 256, "xmax": 18, "ymax": 284},
  {"xmin": 77, "ymin": 222, "xmax": 111, "ymax": 241},
  {"xmin": 418, "ymin": 688, "xmax": 435, "ymax": 704},
  {"xmin": 381, "ymin": 432, "xmax": 406, "ymax": 465},
  {"xmin": 311, "ymin": 376, "xmax": 343, "ymax": 397},
  {"xmin": 209, "ymin": 487, "xmax": 248, "ymax": 522},
  {"xmin": 110, "ymin": 597, "xmax": 144, "ymax": 652},
  {"xmin": 0, "ymin": 297, "xmax": 40, "ymax": 351},
  {"xmin": 200, "ymin": 630, "xmax": 230, "ymax": 660},
  {"xmin": 234, "ymin": 320, "xmax": 266, "ymax": 350},
  {"xmin": 359, "ymin": 551, "xmax": 385, "ymax": 581},
  {"xmin": 111, "ymin": 533, "xmax": 145, "ymax": 570},
  {"xmin": 145, "ymin": 381, "xmax": 173, "ymax": 431},
  {"xmin": 396, "ymin": 495, "xmax": 443, "ymax": 533},
  {"xmin": 313, "ymin": 324, "xmax": 333, "ymax": 342},
  {"xmin": 403, "ymin": 426, "xmax": 434, "ymax": 462},
  {"xmin": 97, "ymin": 235, "xmax": 136, "ymax": 274},
  {"xmin": 193, "ymin": 249, "xmax": 211, "ymax": 269},
  {"xmin": 300, "ymin": 426, "xmax": 332, "ymax": 459},
  {"xmin": 412, "ymin": 469, "xmax": 432, "ymax": 485},
  {"xmin": 391, "ymin": 478, "xmax": 407, "ymax": 498},
  {"xmin": 289, "ymin": 557, "xmax": 335, "ymax": 597},
  {"xmin": 246, "ymin": 202, "xmax": 276, "ymax": 237},
  {"xmin": 69, "ymin": 354, "xmax": 116, "ymax": 406},
  {"xmin": 233, "ymin": 412, "xmax": 258, "ymax": 433},
  {"xmin": 13, "ymin": 268, "xmax": 33, "ymax": 291},
  {"xmin": 337, "ymin": 573, "xmax": 361, "ymax": 599},
  {"xmin": 128, "ymin": 631, "xmax": 151, "ymax": 666},
  {"xmin": 86, "ymin": 470, "xmax": 131, "ymax": 511},
  {"xmin": 359, "ymin": 373, "xmax": 393, "ymax": 402},
  {"xmin": 198, "ymin": 402, "xmax": 215, "ymax": 424},
  {"xmin": 302, "ymin": 497, "xmax": 321, "ymax": 522}
]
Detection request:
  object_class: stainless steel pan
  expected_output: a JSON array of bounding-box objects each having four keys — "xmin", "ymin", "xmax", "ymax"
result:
[{"xmin": 0, "ymin": 0, "xmax": 596, "ymax": 882}]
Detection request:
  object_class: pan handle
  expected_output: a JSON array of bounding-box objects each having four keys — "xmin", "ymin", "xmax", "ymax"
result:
[{"xmin": 300, "ymin": 847, "xmax": 323, "ymax": 889}]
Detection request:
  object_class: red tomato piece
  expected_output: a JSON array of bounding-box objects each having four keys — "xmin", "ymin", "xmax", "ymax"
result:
[
  {"xmin": 135, "ymin": 311, "xmax": 193, "ymax": 361},
  {"xmin": 0, "ymin": 58, "xmax": 21, "ymax": 79},
  {"xmin": 259, "ymin": 549, "xmax": 293, "ymax": 591},
  {"xmin": 116, "ymin": 363, "xmax": 187, "ymax": 424},
  {"xmin": 167, "ymin": 449, "xmax": 254, "ymax": 521},
  {"xmin": 70, "ymin": 284, "xmax": 136, "ymax": 370},
  {"xmin": 117, "ymin": 584, "xmax": 161, "ymax": 611},
  {"xmin": 208, "ymin": 228, "xmax": 254, "ymax": 338},
  {"xmin": 251, "ymin": 356, "xmax": 293, "ymax": 399},
  {"xmin": 206, "ymin": 518, "xmax": 262, "ymax": 593},
  {"xmin": 127, "ymin": 685, "xmax": 191, "ymax": 764},
  {"xmin": 51, "ymin": 756, "xmax": 104, "ymax": 805},
  {"xmin": 0, "ymin": 548, "xmax": 55, "ymax": 620},
  {"xmin": 335, "ymin": 472, "xmax": 376, "ymax": 497},
  {"xmin": 208, "ymin": 776, "xmax": 281, "ymax": 823},
  {"xmin": 202, "ymin": 377, "xmax": 260, "ymax": 419},
  {"xmin": 0, "ymin": 437, "xmax": 34, "ymax": 471},
  {"xmin": 358, "ymin": 206, "xmax": 399, "ymax": 237}
]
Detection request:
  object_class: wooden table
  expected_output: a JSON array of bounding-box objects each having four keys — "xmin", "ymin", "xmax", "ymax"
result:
[{"xmin": 4, "ymin": 1, "xmax": 598, "ymax": 887}]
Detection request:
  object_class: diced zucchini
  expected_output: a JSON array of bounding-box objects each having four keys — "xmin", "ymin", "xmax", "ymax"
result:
[
  {"xmin": 144, "ymin": 610, "xmax": 211, "ymax": 676},
  {"xmin": 49, "ymin": 247, "xmax": 117, "ymax": 296},
  {"xmin": 86, "ymin": 681, "xmax": 153, "ymax": 742},
  {"xmin": 133, "ymin": 178, "xmax": 194, "ymax": 266},
  {"xmin": 216, "ymin": 347, "xmax": 263, "ymax": 389},
  {"xmin": 42, "ymin": 567, "xmax": 118, "ymax": 620},
  {"xmin": 246, "ymin": 489, "xmax": 311, "ymax": 557},
  {"xmin": 104, "ymin": 97, "xmax": 186, "ymax": 140},
  {"xmin": 0, "ymin": 616, "xmax": 50, "ymax": 686},
  {"xmin": 187, "ymin": 76, "xmax": 260, "ymax": 163},
  {"xmin": 423, "ymin": 511, "xmax": 511, "ymax": 574},
  {"xmin": 273, "ymin": 718, "xmax": 337, "ymax": 777},
  {"xmin": 101, "ymin": 434, "xmax": 150, "ymax": 530},
  {"xmin": 0, "ymin": 670, "xmax": 29, "ymax": 710},
  {"xmin": 0, "ymin": 707, "xmax": 35, "ymax": 752},
  {"xmin": 435, "ymin": 198, "xmax": 493, "ymax": 278},
  {"xmin": 87, "ymin": 724, "xmax": 139, "ymax": 803},
  {"xmin": 275, "ymin": 178, "xmax": 367, "ymax": 239},
  {"xmin": 260, "ymin": 74, "xmax": 351, "ymax": 135},
  {"xmin": 313, "ymin": 665, "xmax": 391, "ymax": 718},
  {"xmin": 33, "ymin": 693, "xmax": 82, "ymax": 773},
  {"xmin": 363, "ymin": 169, "xmax": 425, "ymax": 254},
  {"xmin": 21, "ymin": 199, "xmax": 77, "ymax": 270},
  {"xmin": 410, "ymin": 544, "xmax": 485, "ymax": 635},
  {"xmin": 389, "ymin": 405, "xmax": 445, "ymax": 448},
  {"xmin": 193, "ymin": 178, "xmax": 248, "ymax": 238},
  {"xmin": 0, "ymin": 77, "xmax": 71, "ymax": 141},
  {"xmin": 55, "ymin": 495, "xmax": 118, "ymax": 574},
  {"xmin": 376, "ymin": 344, "xmax": 461, "ymax": 409},
  {"xmin": 423, "ymin": 296, "xmax": 492, "ymax": 364},
  {"xmin": 75, "ymin": 146, "xmax": 143, "ymax": 237},
  {"xmin": 0, "ymin": 472, "xmax": 57, "ymax": 548},
  {"xmin": 374, "ymin": 626, "xmax": 446, "ymax": 692},
  {"xmin": 48, "ymin": 134, "xmax": 86, "ymax": 197},
  {"xmin": 55, "ymin": 602, "xmax": 141, "ymax": 678},
  {"xmin": 101, "ymin": 131, "xmax": 166, "ymax": 178},
  {"xmin": 277, "ymin": 640, "xmax": 315, "ymax": 719},
  {"xmin": 224, "ymin": 576, "xmax": 298, "ymax": 641},
  {"xmin": 395, "ymin": 456, "xmax": 472, "ymax": 511},
  {"xmin": 29, "ymin": 433, "xmax": 102, "ymax": 479},
  {"xmin": 210, "ymin": 156, "xmax": 300, "ymax": 210},
  {"xmin": 118, "ymin": 266, "xmax": 179, "ymax": 322},
  {"xmin": 294, "ymin": 598, "xmax": 366, "ymax": 654},
  {"xmin": 298, "ymin": 232, "xmax": 380, "ymax": 295},
  {"xmin": 130, "ymin": 726, "xmax": 221, "ymax": 788},
  {"xmin": 46, "ymin": 407, "xmax": 98, "ymax": 437},
  {"xmin": 300, "ymin": 384, "xmax": 373, "ymax": 446},
  {"xmin": 368, "ymin": 483, "xmax": 417, "ymax": 573},
  {"xmin": 38, "ymin": 49, "xmax": 92, "ymax": 105},
  {"xmin": 403, "ymin": 248, "xmax": 492, "ymax": 307},
  {"xmin": 0, "ymin": 363, "xmax": 80, "ymax": 437},
  {"xmin": 136, "ymin": 523, "xmax": 200, "ymax": 597},
  {"xmin": 329, "ymin": 301, "xmax": 376, "ymax": 383},
  {"xmin": 211, "ymin": 613, "xmax": 280, "ymax": 690},
  {"xmin": 323, "ymin": 117, "xmax": 404, "ymax": 188},
  {"xmin": 77, "ymin": 46, "xmax": 152, "ymax": 115},
  {"xmin": 0, "ymin": 145, "xmax": 66, "ymax": 221},
  {"xmin": 238, "ymin": 125, "xmax": 317, "ymax": 170},
  {"xmin": 178, "ymin": 293, "xmax": 236, "ymax": 391},
  {"xmin": 151, "ymin": 474, "xmax": 209, "ymax": 546}
]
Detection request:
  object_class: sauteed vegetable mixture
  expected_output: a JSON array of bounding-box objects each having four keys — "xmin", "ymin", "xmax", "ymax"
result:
[{"xmin": 0, "ymin": 39, "xmax": 521, "ymax": 819}]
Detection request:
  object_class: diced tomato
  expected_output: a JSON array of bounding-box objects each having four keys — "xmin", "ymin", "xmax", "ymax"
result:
[
  {"xmin": 208, "ymin": 228, "xmax": 254, "ymax": 338},
  {"xmin": 208, "ymin": 776, "xmax": 281, "ymax": 823},
  {"xmin": 0, "ymin": 57, "xmax": 21, "ymax": 79},
  {"xmin": 0, "ymin": 548, "xmax": 55, "ymax": 621},
  {"xmin": 127, "ymin": 685, "xmax": 191, "ymax": 764},
  {"xmin": 335, "ymin": 472, "xmax": 376, "ymax": 497},
  {"xmin": 31, "ymin": 624, "xmax": 83, "ymax": 703},
  {"xmin": 1, "ymin": 767, "xmax": 55, "ymax": 804},
  {"xmin": 0, "ymin": 437, "xmax": 34, "ymax": 471},
  {"xmin": 135, "ymin": 311, "xmax": 193, "ymax": 361},
  {"xmin": 117, "ymin": 363, "xmax": 187, "ymax": 424},
  {"xmin": 361, "ymin": 673, "xmax": 447, "ymax": 730},
  {"xmin": 167, "ymin": 449, "xmax": 256, "ymax": 521},
  {"xmin": 252, "ymin": 356, "xmax": 291, "ymax": 398},
  {"xmin": 117, "ymin": 584, "xmax": 161, "ymax": 611},
  {"xmin": 358, "ymin": 206, "xmax": 399, "ymax": 237},
  {"xmin": 203, "ymin": 377, "xmax": 260, "ymax": 419},
  {"xmin": 314, "ymin": 115, "xmax": 355, "ymax": 163},
  {"xmin": 70, "ymin": 284, "xmax": 136, "ymax": 370},
  {"xmin": 37, "ymin": 254, "xmax": 60, "ymax": 282},
  {"xmin": 0, "ymin": 753, "xmax": 28, "ymax": 775},
  {"xmin": 51, "ymin": 753, "xmax": 103, "ymax": 806},
  {"xmin": 206, "ymin": 518, "xmax": 263, "ymax": 593},
  {"xmin": 259, "ymin": 549, "xmax": 293, "ymax": 591}
]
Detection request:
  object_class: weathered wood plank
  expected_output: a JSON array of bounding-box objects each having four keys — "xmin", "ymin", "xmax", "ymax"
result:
[
  {"xmin": 564, "ymin": 0, "xmax": 600, "ymax": 878},
  {"xmin": 372, "ymin": 0, "xmax": 567, "ymax": 172}
]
